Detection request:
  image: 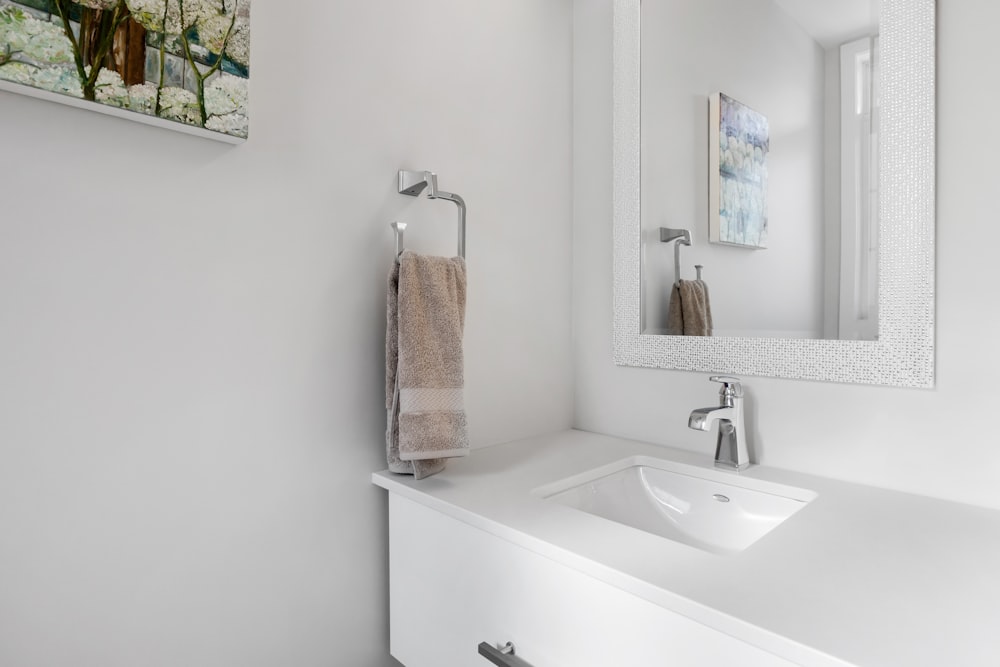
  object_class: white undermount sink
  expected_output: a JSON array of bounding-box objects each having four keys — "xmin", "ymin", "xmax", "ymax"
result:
[{"xmin": 534, "ymin": 456, "xmax": 816, "ymax": 555}]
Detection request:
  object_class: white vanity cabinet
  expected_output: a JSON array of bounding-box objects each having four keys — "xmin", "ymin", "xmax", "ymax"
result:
[
  {"xmin": 388, "ymin": 494, "xmax": 798, "ymax": 667},
  {"xmin": 378, "ymin": 431, "xmax": 1000, "ymax": 667}
]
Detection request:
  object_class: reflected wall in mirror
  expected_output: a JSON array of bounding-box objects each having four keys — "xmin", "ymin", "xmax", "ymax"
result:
[
  {"xmin": 612, "ymin": 0, "xmax": 934, "ymax": 386},
  {"xmin": 641, "ymin": 0, "xmax": 882, "ymax": 340}
]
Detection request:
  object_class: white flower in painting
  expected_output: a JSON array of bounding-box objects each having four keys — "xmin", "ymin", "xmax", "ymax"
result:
[
  {"xmin": 0, "ymin": 7, "xmax": 29, "ymax": 52},
  {"xmin": 0, "ymin": 7, "xmax": 75, "ymax": 65},
  {"xmin": 30, "ymin": 35, "xmax": 74, "ymax": 64},
  {"xmin": 127, "ymin": 82, "xmax": 158, "ymax": 114},
  {"xmin": 157, "ymin": 85, "xmax": 200, "ymax": 124},
  {"xmin": 222, "ymin": 0, "xmax": 249, "ymax": 13},
  {"xmin": 29, "ymin": 65, "xmax": 84, "ymax": 97},
  {"xmin": 205, "ymin": 111, "xmax": 247, "ymax": 138},
  {"xmin": 0, "ymin": 8, "xmax": 82, "ymax": 97},
  {"xmin": 94, "ymin": 67, "xmax": 129, "ymax": 107},
  {"xmin": 205, "ymin": 72, "xmax": 247, "ymax": 117},
  {"xmin": 0, "ymin": 61, "xmax": 35, "ymax": 86},
  {"xmin": 125, "ymin": 0, "xmax": 217, "ymax": 34},
  {"xmin": 125, "ymin": 0, "xmax": 247, "ymax": 64},
  {"xmin": 198, "ymin": 12, "xmax": 249, "ymax": 66}
]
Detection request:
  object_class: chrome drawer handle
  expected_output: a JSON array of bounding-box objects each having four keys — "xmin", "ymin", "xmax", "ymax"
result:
[{"xmin": 477, "ymin": 641, "xmax": 535, "ymax": 667}]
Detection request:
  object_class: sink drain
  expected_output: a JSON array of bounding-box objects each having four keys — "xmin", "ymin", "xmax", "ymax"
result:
[{"xmin": 712, "ymin": 494, "xmax": 731, "ymax": 503}]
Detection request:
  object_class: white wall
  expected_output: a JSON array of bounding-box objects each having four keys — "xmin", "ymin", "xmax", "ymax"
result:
[
  {"xmin": 574, "ymin": 0, "xmax": 1000, "ymax": 512},
  {"xmin": 0, "ymin": 2, "xmax": 573, "ymax": 665},
  {"xmin": 641, "ymin": 0, "xmax": 826, "ymax": 338}
]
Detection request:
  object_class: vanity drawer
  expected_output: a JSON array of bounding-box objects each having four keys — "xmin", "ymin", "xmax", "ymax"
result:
[{"xmin": 388, "ymin": 494, "xmax": 798, "ymax": 667}]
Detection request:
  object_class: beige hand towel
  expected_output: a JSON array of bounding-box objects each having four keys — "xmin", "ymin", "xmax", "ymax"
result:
[
  {"xmin": 386, "ymin": 251, "xmax": 469, "ymax": 480},
  {"xmin": 666, "ymin": 279, "xmax": 713, "ymax": 336}
]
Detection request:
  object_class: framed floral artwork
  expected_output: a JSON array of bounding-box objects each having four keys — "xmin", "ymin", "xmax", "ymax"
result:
[
  {"xmin": 709, "ymin": 92, "xmax": 768, "ymax": 248},
  {"xmin": 0, "ymin": 0, "xmax": 249, "ymax": 142}
]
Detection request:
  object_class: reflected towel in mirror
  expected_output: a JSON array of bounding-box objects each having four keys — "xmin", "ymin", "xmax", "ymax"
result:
[{"xmin": 667, "ymin": 279, "xmax": 713, "ymax": 336}]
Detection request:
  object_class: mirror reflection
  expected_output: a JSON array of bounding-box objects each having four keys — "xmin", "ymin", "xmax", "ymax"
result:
[{"xmin": 641, "ymin": 0, "xmax": 881, "ymax": 340}]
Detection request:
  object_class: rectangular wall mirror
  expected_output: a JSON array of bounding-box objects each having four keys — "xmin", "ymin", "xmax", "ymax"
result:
[{"xmin": 612, "ymin": 0, "xmax": 935, "ymax": 386}]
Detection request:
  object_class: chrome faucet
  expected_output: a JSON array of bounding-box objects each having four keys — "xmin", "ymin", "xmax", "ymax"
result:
[{"xmin": 688, "ymin": 376, "xmax": 750, "ymax": 471}]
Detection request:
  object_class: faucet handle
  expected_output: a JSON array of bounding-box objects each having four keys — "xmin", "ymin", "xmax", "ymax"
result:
[{"xmin": 709, "ymin": 375, "xmax": 743, "ymax": 398}]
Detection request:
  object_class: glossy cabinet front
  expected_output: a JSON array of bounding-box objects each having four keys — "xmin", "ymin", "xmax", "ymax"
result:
[{"xmin": 387, "ymin": 494, "xmax": 798, "ymax": 667}]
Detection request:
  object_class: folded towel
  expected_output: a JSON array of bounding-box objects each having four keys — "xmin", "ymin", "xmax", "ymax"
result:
[
  {"xmin": 386, "ymin": 250, "xmax": 469, "ymax": 479},
  {"xmin": 666, "ymin": 279, "xmax": 713, "ymax": 336}
]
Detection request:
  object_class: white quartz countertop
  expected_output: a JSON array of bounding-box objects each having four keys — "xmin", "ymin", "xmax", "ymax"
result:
[{"xmin": 372, "ymin": 430, "xmax": 1000, "ymax": 667}]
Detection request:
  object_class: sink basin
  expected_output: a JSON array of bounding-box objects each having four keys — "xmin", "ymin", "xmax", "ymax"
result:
[{"xmin": 534, "ymin": 456, "xmax": 816, "ymax": 555}]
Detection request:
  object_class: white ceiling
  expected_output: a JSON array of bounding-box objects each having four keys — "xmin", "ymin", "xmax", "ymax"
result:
[{"xmin": 772, "ymin": 0, "xmax": 880, "ymax": 49}]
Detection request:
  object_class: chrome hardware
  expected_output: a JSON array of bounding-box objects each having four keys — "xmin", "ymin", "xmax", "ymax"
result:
[
  {"xmin": 478, "ymin": 641, "xmax": 534, "ymax": 667},
  {"xmin": 659, "ymin": 227, "xmax": 692, "ymax": 285},
  {"xmin": 397, "ymin": 169, "xmax": 467, "ymax": 258},
  {"xmin": 659, "ymin": 227, "xmax": 690, "ymax": 245},
  {"xmin": 688, "ymin": 375, "xmax": 751, "ymax": 471},
  {"xmin": 390, "ymin": 221, "xmax": 407, "ymax": 256},
  {"xmin": 398, "ymin": 169, "xmax": 438, "ymax": 197},
  {"xmin": 709, "ymin": 375, "xmax": 743, "ymax": 399}
]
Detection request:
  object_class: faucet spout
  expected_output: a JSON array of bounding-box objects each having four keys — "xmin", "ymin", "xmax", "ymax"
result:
[
  {"xmin": 687, "ymin": 376, "xmax": 751, "ymax": 472},
  {"xmin": 688, "ymin": 406, "xmax": 736, "ymax": 431}
]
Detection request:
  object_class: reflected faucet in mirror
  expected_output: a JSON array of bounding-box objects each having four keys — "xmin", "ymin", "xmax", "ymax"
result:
[{"xmin": 689, "ymin": 376, "xmax": 750, "ymax": 471}]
